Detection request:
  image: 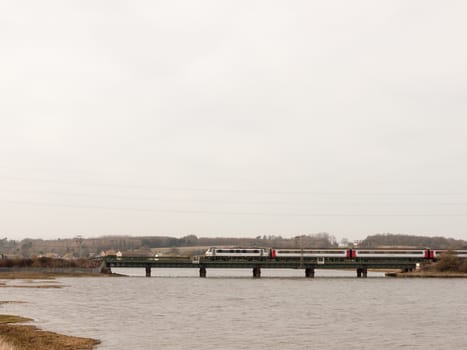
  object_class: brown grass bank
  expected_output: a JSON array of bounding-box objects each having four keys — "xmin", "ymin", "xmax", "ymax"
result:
[
  {"xmin": 0, "ymin": 271, "xmax": 122, "ymax": 280},
  {"xmin": 0, "ymin": 315, "xmax": 99, "ymax": 350},
  {"xmin": 386, "ymin": 271, "xmax": 467, "ymax": 278},
  {"xmin": 386, "ymin": 253, "xmax": 467, "ymax": 277}
]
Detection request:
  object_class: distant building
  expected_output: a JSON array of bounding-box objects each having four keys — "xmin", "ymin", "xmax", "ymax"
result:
[
  {"xmin": 100, "ymin": 250, "xmax": 117, "ymax": 257},
  {"xmin": 120, "ymin": 248, "xmax": 153, "ymax": 257}
]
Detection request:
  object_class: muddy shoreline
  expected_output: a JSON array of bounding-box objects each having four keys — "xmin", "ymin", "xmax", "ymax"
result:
[
  {"xmin": 0, "ymin": 271, "xmax": 116, "ymax": 349},
  {"xmin": 0, "ymin": 323, "xmax": 100, "ymax": 350},
  {"xmin": 385, "ymin": 271, "xmax": 467, "ymax": 278}
]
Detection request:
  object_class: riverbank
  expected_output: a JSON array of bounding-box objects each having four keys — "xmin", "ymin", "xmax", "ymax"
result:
[
  {"xmin": 386, "ymin": 271, "xmax": 467, "ymax": 278},
  {"xmin": 0, "ymin": 271, "xmax": 122, "ymax": 280},
  {"xmin": 0, "ymin": 315, "xmax": 99, "ymax": 350}
]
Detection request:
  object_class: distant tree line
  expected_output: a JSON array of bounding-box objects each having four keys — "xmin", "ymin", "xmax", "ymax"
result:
[
  {"xmin": 360, "ymin": 234, "xmax": 467, "ymax": 249},
  {"xmin": 0, "ymin": 233, "xmax": 338, "ymax": 258}
]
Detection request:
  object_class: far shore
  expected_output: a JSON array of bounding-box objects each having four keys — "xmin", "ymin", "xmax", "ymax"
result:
[
  {"xmin": 386, "ymin": 271, "xmax": 467, "ymax": 278},
  {"xmin": 0, "ymin": 271, "xmax": 123, "ymax": 280}
]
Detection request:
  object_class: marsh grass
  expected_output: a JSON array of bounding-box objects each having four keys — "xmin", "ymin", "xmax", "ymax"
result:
[
  {"xmin": 0, "ymin": 315, "xmax": 99, "ymax": 350},
  {"xmin": 0, "ymin": 285, "xmax": 63, "ymax": 289},
  {"xmin": 0, "ymin": 315, "xmax": 32, "ymax": 324},
  {"xmin": 0, "ymin": 272, "xmax": 117, "ymax": 280}
]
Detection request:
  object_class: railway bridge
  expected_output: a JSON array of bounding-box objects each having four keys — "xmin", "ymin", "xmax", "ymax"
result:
[{"xmin": 102, "ymin": 256, "xmax": 423, "ymax": 278}]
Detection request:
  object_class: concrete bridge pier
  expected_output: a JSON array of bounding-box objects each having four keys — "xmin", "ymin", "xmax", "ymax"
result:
[
  {"xmin": 305, "ymin": 267, "xmax": 315, "ymax": 278},
  {"xmin": 145, "ymin": 266, "xmax": 151, "ymax": 277},
  {"xmin": 356, "ymin": 268, "xmax": 368, "ymax": 278},
  {"xmin": 253, "ymin": 267, "xmax": 261, "ymax": 278},
  {"xmin": 199, "ymin": 267, "xmax": 207, "ymax": 278},
  {"xmin": 99, "ymin": 260, "xmax": 112, "ymax": 274}
]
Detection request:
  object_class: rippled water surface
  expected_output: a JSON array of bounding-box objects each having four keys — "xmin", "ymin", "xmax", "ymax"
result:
[{"xmin": 1, "ymin": 269, "xmax": 466, "ymax": 349}]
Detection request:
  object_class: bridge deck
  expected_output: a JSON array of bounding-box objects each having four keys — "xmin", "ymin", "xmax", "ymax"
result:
[{"xmin": 104, "ymin": 256, "xmax": 422, "ymax": 270}]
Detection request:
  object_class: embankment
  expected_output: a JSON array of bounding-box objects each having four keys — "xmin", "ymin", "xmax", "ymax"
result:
[
  {"xmin": 0, "ymin": 315, "xmax": 99, "ymax": 350},
  {"xmin": 386, "ymin": 271, "xmax": 467, "ymax": 278}
]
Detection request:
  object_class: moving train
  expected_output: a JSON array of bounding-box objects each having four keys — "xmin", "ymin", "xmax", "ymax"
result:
[{"xmin": 204, "ymin": 247, "xmax": 467, "ymax": 260}]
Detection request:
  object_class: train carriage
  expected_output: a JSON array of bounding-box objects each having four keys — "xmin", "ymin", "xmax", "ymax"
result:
[
  {"xmin": 353, "ymin": 249, "xmax": 427, "ymax": 259},
  {"xmin": 272, "ymin": 249, "xmax": 348, "ymax": 258},
  {"xmin": 431, "ymin": 250, "xmax": 467, "ymax": 258},
  {"xmin": 205, "ymin": 247, "xmax": 269, "ymax": 258}
]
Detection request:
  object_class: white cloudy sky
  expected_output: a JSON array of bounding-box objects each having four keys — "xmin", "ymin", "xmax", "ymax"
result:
[{"xmin": 1, "ymin": 1, "xmax": 466, "ymax": 241}]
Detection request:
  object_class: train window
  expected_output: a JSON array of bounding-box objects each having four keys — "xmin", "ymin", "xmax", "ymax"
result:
[{"xmin": 356, "ymin": 250, "xmax": 424, "ymax": 255}]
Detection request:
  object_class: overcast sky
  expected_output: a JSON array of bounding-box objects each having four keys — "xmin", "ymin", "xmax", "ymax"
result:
[{"xmin": 1, "ymin": 1, "xmax": 466, "ymax": 241}]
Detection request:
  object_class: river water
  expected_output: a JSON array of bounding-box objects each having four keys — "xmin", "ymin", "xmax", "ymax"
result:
[{"xmin": 1, "ymin": 269, "xmax": 466, "ymax": 349}]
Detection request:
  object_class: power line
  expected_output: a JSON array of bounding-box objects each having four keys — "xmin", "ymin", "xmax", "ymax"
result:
[
  {"xmin": 1, "ymin": 188, "xmax": 467, "ymax": 206},
  {"xmin": 3, "ymin": 199, "xmax": 467, "ymax": 217},
  {"xmin": 2, "ymin": 175, "xmax": 467, "ymax": 196}
]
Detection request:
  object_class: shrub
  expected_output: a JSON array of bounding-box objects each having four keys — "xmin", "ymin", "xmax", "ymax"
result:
[
  {"xmin": 434, "ymin": 252, "xmax": 462, "ymax": 272},
  {"xmin": 459, "ymin": 259, "xmax": 467, "ymax": 273}
]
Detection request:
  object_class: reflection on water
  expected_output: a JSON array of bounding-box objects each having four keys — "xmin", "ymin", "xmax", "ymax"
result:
[{"xmin": 1, "ymin": 269, "xmax": 466, "ymax": 349}]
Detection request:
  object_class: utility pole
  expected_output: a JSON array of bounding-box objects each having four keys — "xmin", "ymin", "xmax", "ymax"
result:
[{"xmin": 75, "ymin": 235, "xmax": 83, "ymax": 258}]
